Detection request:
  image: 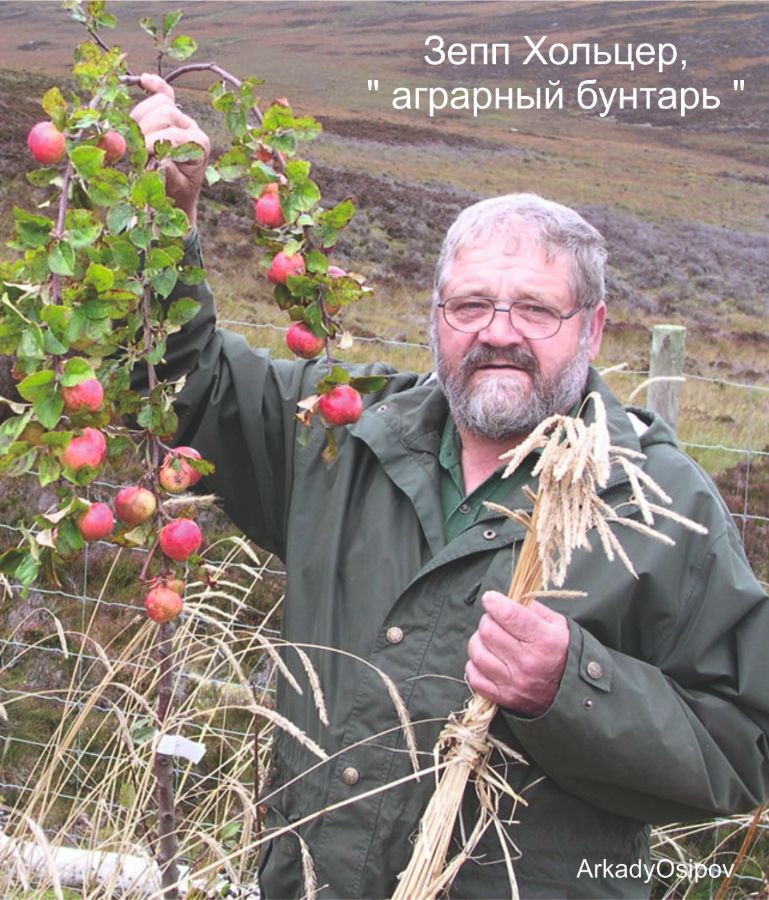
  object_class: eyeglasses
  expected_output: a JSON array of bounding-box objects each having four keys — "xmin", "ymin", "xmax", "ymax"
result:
[{"xmin": 436, "ymin": 296, "xmax": 583, "ymax": 340}]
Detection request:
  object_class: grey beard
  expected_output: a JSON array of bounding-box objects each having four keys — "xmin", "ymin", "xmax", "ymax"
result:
[{"xmin": 435, "ymin": 341, "xmax": 591, "ymax": 442}]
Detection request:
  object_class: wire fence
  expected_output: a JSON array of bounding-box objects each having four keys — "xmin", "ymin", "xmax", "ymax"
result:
[{"xmin": 1, "ymin": 321, "xmax": 768, "ymax": 895}]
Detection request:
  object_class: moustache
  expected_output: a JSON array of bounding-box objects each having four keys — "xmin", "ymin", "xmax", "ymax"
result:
[{"xmin": 460, "ymin": 345, "xmax": 540, "ymax": 378}]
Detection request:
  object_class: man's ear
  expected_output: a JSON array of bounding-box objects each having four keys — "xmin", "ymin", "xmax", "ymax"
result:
[{"xmin": 587, "ymin": 303, "xmax": 606, "ymax": 362}]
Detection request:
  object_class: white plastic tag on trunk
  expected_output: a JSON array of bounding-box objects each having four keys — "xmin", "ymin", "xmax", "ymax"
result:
[{"xmin": 155, "ymin": 733, "xmax": 206, "ymax": 764}]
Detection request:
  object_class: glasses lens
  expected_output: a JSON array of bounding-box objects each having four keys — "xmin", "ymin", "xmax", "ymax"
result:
[
  {"xmin": 510, "ymin": 303, "xmax": 563, "ymax": 339},
  {"xmin": 443, "ymin": 297, "xmax": 494, "ymax": 332}
]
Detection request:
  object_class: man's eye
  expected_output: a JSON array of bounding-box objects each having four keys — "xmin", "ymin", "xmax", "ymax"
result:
[
  {"xmin": 517, "ymin": 303, "xmax": 556, "ymax": 321},
  {"xmin": 453, "ymin": 300, "xmax": 489, "ymax": 315}
]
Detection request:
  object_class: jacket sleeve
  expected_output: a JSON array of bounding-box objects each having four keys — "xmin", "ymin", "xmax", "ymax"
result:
[{"xmin": 502, "ymin": 460, "xmax": 769, "ymax": 825}]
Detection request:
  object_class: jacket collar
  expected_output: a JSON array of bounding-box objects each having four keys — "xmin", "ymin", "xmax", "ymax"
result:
[{"xmin": 347, "ymin": 366, "xmax": 678, "ymax": 556}]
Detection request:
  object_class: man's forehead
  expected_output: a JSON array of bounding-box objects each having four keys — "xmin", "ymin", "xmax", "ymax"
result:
[{"xmin": 447, "ymin": 232, "xmax": 572, "ymax": 282}]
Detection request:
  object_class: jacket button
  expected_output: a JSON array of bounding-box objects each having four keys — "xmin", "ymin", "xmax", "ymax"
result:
[
  {"xmin": 386, "ymin": 626, "xmax": 404, "ymax": 644},
  {"xmin": 586, "ymin": 661, "xmax": 603, "ymax": 680},
  {"xmin": 377, "ymin": 404, "xmax": 388, "ymax": 412},
  {"xmin": 483, "ymin": 529, "xmax": 496, "ymax": 540},
  {"xmin": 458, "ymin": 502, "xmax": 471, "ymax": 514},
  {"xmin": 341, "ymin": 766, "xmax": 359, "ymax": 785}
]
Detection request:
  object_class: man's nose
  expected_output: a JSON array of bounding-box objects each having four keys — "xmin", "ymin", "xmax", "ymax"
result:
[{"xmin": 477, "ymin": 307, "xmax": 525, "ymax": 346}]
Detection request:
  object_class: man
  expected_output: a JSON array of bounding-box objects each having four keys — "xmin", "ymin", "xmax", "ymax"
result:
[{"xmin": 133, "ymin": 75, "xmax": 769, "ymax": 898}]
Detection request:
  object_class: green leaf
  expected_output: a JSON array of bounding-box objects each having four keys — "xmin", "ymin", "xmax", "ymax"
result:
[
  {"xmin": 41, "ymin": 86, "xmax": 67, "ymax": 125},
  {"xmin": 88, "ymin": 169, "xmax": 129, "ymax": 205},
  {"xmin": 26, "ymin": 168, "xmax": 60, "ymax": 188},
  {"xmin": 169, "ymin": 141, "xmax": 205, "ymax": 163},
  {"xmin": 15, "ymin": 552, "xmax": 40, "ymax": 590},
  {"xmin": 41, "ymin": 430, "xmax": 73, "ymax": 449},
  {"xmin": 155, "ymin": 210, "xmax": 189, "ymax": 238},
  {"xmin": 285, "ymin": 274, "xmax": 317, "ymax": 299},
  {"xmin": 320, "ymin": 366, "xmax": 351, "ymax": 388},
  {"xmin": 214, "ymin": 146, "xmax": 249, "ymax": 181},
  {"xmin": 167, "ymin": 34, "xmax": 197, "ymax": 60},
  {"xmin": 14, "ymin": 208, "xmax": 53, "ymax": 249},
  {"xmin": 132, "ymin": 171, "xmax": 166, "ymax": 208},
  {"xmin": 128, "ymin": 225, "xmax": 152, "ymax": 249},
  {"xmin": 271, "ymin": 133, "xmax": 297, "ymax": 155},
  {"xmin": 70, "ymin": 145, "xmax": 106, "ymax": 179},
  {"xmin": 350, "ymin": 375, "xmax": 391, "ymax": 394},
  {"xmin": 106, "ymin": 203, "xmax": 134, "ymax": 235},
  {"xmin": 291, "ymin": 115, "xmax": 323, "ymax": 141},
  {"xmin": 34, "ymin": 392, "xmax": 64, "ymax": 430},
  {"xmin": 84, "ymin": 262, "xmax": 114, "ymax": 292},
  {"xmin": 205, "ymin": 166, "xmax": 221, "ymax": 186},
  {"xmin": 219, "ymin": 821, "xmax": 242, "ymax": 841},
  {"xmin": 109, "ymin": 239, "xmax": 141, "ymax": 273},
  {"xmin": 61, "ymin": 358, "xmax": 96, "ymax": 387},
  {"xmin": 150, "ymin": 268, "xmax": 178, "ymax": 299},
  {"xmin": 119, "ymin": 781, "xmax": 137, "ymax": 809},
  {"xmin": 179, "ymin": 266, "xmax": 206, "ymax": 286},
  {"xmin": 162, "ymin": 9, "xmax": 183, "ymax": 35},
  {"xmin": 167, "ymin": 297, "xmax": 200, "ymax": 325},
  {"xmin": 321, "ymin": 200, "xmax": 356, "ymax": 230},
  {"xmin": 56, "ymin": 517, "xmax": 85, "ymax": 555},
  {"xmin": 38, "ymin": 454, "xmax": 61, "ymax": 487},
  {"xmin": 284, "ymin": 179, "xmax": 321, "ymax": 219},
  {"xmin": 139, "ymin": 16, "xmax": 157, "ymax": 37},
  {"xmin": 285, "ymin": 160, "xmax": 312, "ymax": 182},
  {"xmin": 43, "ymin": 331, "xmax": 68, "ymax": 355},
  {"xmin": 67, "ymin": 208, "xmax": 103, "ymax": 247},
  {"xmin": 305, "ymin": 250, "xmax": 328, "ymax": 275},
  {"xmin": 48, "ymin": 241, "xmax": 76, "ymax": 276},
  {"xmin": 263, "ymin": 104, "xmax": 294, "ymax": 131},
  {"xmin": 17, "ymin": 326, "xmax": 46, "ymax": 362}
]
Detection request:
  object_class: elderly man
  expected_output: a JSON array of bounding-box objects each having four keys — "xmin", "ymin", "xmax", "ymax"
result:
[{"xmin": 133, "ymin": 75, "xmax": 769, "ymax": 899}]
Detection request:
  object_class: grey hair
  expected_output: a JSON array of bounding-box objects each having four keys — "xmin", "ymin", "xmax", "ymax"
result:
[{"xmin": 434, "ymin": 193, "xmax": 607, "ymax": 311}]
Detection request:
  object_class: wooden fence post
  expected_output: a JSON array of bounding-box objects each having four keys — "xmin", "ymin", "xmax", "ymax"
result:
[{"xmin": 647, "ymin": 324, "xmax": 686, "ymax": 432}]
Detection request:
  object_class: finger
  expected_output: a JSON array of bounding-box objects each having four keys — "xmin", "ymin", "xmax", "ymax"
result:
[
  {"xmin": 131, "ymin": 94, "xmax": 181, "ymax": 128},
  {"xmin": 139, "ymin": 72, "xmax": 175, "ymax": 101},
  {"xmin": 139, "ymin": 105, "xmax": 197, "ymax": 134},
  {"xmin": 465, "ymin": 659, "xmax": 507, "ymax": 706},
  {"xmin": 467, "ymin": 628, "xmax": 515, "ymax": 683},
  {"xmin": 481, "ymin": 592, "xmax": 542, "ymax": 642},
  {"xmin": 475, "ymin": 613, "xmax": 522, "ymax": 664}
]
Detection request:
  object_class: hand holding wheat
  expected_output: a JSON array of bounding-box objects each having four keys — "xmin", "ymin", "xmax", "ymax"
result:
[{"xmin": 466, "ymin": 592, "xmax": 569, "ymax": 715}]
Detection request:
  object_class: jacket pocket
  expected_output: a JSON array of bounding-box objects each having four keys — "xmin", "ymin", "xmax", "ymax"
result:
[{"xmin": 258, "ymin": 804, "xmax": 305, "ymax": 900}]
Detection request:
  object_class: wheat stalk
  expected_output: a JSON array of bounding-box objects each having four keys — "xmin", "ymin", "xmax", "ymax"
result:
[{"xmin": 392, "ymin": 393, "xmax": 706, "ymax": 900}]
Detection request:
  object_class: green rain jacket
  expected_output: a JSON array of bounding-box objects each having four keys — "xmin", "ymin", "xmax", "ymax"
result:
[{"xmin": 153, "ymin": 236, "xmax": 769, "ymax": 899}]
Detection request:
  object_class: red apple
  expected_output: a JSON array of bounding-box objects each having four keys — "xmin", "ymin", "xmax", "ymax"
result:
[
  {"xmin": 319, "ymin": 385, "xmax": 363, "ymax": 426},
  {"xmin": 159, "ymin": 518, "xmax": 202, "ymax": 562},
  {"xmin": 286, "ymin": 322, "xmax": 325, "ymax": 360},
  {"xmin": 267, "ymin": 251, "xmax": 305, "ymax": 285},
  {"xmin": 115, "ymin": 486, "xmax": 157, "ymax": 526},
  {"xmin": 62, "ymin": 427, "xmax": 107, "ymax": 471},
  {"xmin": 159, "ymin": 462, "xmax": 191, "ymax": 494},
  {"xmin": 160, "ymin": 446, "xmax": 203, "ymax": 492},
  {"xmin": 27, "ymin": 121, "xmax": 66, "ymax": 165},
  {"xmin": 254, "ymin": 189, "xmax": 285, "ymax": 228},
  {"xmin": 76, "ymin": 502, "xmax": 114, "ymax": 542},
  {"xmin": 61, "ymin": 378, "xmax": 104, "ymax": 414},
  {"xmin": 144, "ymin": 584, "xmax": 184, "ymax": 623},
  {"xmin": 97, "ymin": 130, "xmax": 127, "ymax": 163}
]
